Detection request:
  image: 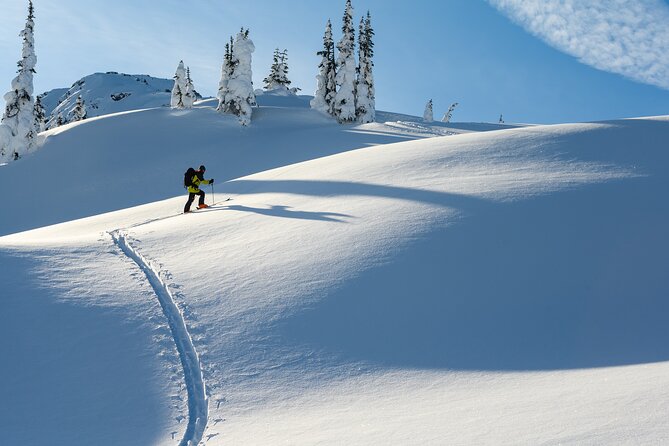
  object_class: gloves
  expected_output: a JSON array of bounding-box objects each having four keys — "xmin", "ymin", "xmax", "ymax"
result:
[{"xmin": 210, "ymin": 178, "xmax": 215, "ymax": 184}]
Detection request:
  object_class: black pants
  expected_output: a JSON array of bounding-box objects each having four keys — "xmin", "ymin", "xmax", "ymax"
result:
[{"xmin": 184, "ymin": 190, "xmax": 205, "ymax": 212}]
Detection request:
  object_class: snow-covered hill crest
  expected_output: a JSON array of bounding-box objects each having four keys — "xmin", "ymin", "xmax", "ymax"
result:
[
  {"xmin": 39, "ymin": 72, "xmax": 201, "ymax": 126},
  {"xmin": 0, "ymin": 97, "xmax": 500, "ymax": 236}
]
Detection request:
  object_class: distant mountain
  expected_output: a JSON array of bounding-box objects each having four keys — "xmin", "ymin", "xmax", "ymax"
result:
[{"xmin": 38, "ymin": 72, "xmax": 202, "ymax": 127}]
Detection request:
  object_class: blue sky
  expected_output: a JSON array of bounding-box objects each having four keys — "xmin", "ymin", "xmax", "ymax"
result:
[{"xmin": 1, "ymin": 0, "xmax": 668, "ymax": 124}]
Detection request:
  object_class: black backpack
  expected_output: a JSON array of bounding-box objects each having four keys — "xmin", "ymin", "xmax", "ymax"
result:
[{"xmin": 184, "ymin": 167, "xmax": 196, "ymax": 188}]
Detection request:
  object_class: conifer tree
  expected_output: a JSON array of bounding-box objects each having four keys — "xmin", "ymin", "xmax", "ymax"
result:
[
  {"xmin": 217, "ymin": 38, "xmax": 236, "ymax": 113},
  {"xmin": 355, "ymin": 11, "xmax": 375, "ymax": 123},
  {"xmin": 423, "ymin": 99, "xmax": 434, "ymax": 122},
  {"xmin": 264, "ymin": 49, "xmax": 292, "ymax": 91},
  {"xmin": 56, "ymin": 113, "xmax": 64, "ymax": 127},
  {"xmin": 183, "ymin": 67, "xmax": 195, "ymax": 109},
  {"xmin": 33, "ymin": 95, "xmax": 45, "ymax": 132},
  {"xmin": 170, "ymin": 60, "xmax": 186, "ymax": 109},
  {"xmin": 311, "ymin": 19, "xmax": 337, "ymax": 116},
  {"xmin": 0, "ymin": 123, "xmax": 11, "ymax": 159},
  {"xmin": 72, "ymin": 95, "xmax": 87, "ymax": 121},
  {"xmin": 263, "ymin": 49, "xmax": 280, "ymax": 91},
  {"xmin": 442, "ymin": 102, "xmax": 458, "ymax": 123},
  {"xmin": 334, "ymin": 0, "xmax": 357, "ymax": 123},
  {"xmin": 219, "ymin": 29, "xmax": 256, "ymax": 125},
  {"xmin": 1, "ymin": 0, "xmax": 37, "ymax": 162}
]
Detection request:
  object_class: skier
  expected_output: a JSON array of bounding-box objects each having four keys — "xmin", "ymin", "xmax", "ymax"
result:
[{"xmin": 184, "ymin": 165, "xmax": 214, "ymax": 213}]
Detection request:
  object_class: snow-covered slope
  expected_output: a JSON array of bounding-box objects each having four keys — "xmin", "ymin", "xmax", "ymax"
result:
[
  {"xmin": 0, "ymin": 99, "xmax": 493, "ymax": 236},
  {"xmin": 1, "ymin": 101, "xmax": 668, "ymax": 445},
  {"xmin": 39, "ymin": 72, "xmax": 185, "ymax": 126}
]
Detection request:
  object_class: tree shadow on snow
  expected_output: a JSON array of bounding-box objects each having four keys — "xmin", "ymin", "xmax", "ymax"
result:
[
  {"xmin": 221, "ymin": 179, "xmax": 490, "ymax": 212},
  {"xmin": 273, "ymin": 176, "xmax": 669, "ymax": 371},
  {"xmin": 223, "ymin": 204, "xmax": 354, "ymax": 223}
]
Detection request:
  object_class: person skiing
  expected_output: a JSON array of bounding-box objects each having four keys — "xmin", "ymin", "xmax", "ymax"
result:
[{"xmin": 184, "ymin": 165, "xmax": 214, "ymax": 213}]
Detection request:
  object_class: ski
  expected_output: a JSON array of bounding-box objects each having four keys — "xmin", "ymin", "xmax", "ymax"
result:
[{"xmin": 184, "ymin": 197, "xmax": 232, "ymax": 214}]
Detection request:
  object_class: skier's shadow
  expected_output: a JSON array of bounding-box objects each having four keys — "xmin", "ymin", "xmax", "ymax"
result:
[{"xmin": 222, "ymin": 204, "xmax": 353, "ymax": 223}]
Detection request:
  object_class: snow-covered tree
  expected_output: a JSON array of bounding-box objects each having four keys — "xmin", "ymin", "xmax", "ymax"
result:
[
  {"xmin": 33, "ymin": 95, "xmax": 45, "ymax": 133},
  {"xmin": 355, "ymin": 11, "xmax": 375, "ymax": 123},
  {"xmin": 423, "ymin": 99, "xmax": 434, "ymax": 122},
  {"xmin": 1, "ymin": 0, "xmax": 37, "ymax": 162},
  {"xmin": 229, "ymin": 29, "xmax": 257, "ymax": 125},
  {"xmin": 334, "ymin": 0, "xmax": 357, "ymax": 123},
  {"xmin": 183, "ymin": 67, "xmax": 195, "ymax": 109},
  {"xmin": 264, "ymin": 49, "xmax": 292, "ymax": 91},
  {"xmin": 217, "ymin": 38, "xmax": 236, "ymax": 114},
  {"xmin": 72, "ymin": 95, "xmax": 87, "ymax": 121},
  {"xmin": 442, "ymin": 102, "xmax": 458, "ymax": 123},
  {"xmin": 0, "ymin": 125, "xmax": 12, "ymax": 160},
  {"xmin": 311, "ymin": 19, "xmax": 337, "ymax": 116},
  {"xmin": 171, "ymin": 60, "xmax": 186, "ymax": 109},
  {"xmin": 44, "ymin": 110, "xmax": 61, "ymax": 130},
  {"xmin": 219, "ymin": 29, "xmax": 256, "ymax": 126}
]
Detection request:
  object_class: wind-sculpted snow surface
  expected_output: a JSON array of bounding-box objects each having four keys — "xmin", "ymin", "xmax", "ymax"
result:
[
  {"xmin": 1, "ymin": 113, "xmax": 669, "ymax": 444},
  {"xmin": 110, "ymin": 231, "xmax": 208, "ymax": 446},
  {"xmin": 0, "ymin": 245, "xmax": 180, "ymax": 445}
]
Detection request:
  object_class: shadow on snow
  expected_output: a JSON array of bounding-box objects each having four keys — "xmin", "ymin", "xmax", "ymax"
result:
[{"xmin": 222, "ymin": 175, "xmax": 669, "ymax": 371}]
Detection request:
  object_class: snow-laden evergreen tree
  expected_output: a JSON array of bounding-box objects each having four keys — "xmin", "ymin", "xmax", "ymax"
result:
[
  {"xmin": 442, "ymin": 102, "xmax": 458, "ymax": 123},
  {"xmin": 0, "ymin": 123, "xmax": 11, "ymax": 159},
  {"xmin": 45, "ymin": 110, "xmax": 60, "ymax": 130},
  {"xmin": 72, "ymin": 95, "xmax": 87, "ymax": 121},
  {"xmin": 1, "ymin": 0, "xmax": 37, "ymax": 162},
  {"xmin": 183, "ymin": 67, "xmax": 195, "ymax": 109},
  {"xmin": 170, "ymin": 60, "xmax": 187, "ymax": 109},
  {"xmin": 311, "ymin": 19, "xmax": 337, "ymax": 116},
  {"xmin": 219, "ymin": 29, "xmax": 256, "ymax": 126},
  {"xmin": 334, "ymin": 0, "xmax": 357, "ymax": 123},
  {"xmin": 33, "ymin": 95, "xmax": 46, "ymax": 133},
  {"xmin": 423, "ymin": 99, "xmax": 434, "ymax": 122},
  {"xmin": 217, "ymin": 38, "xmax": 236, "ymax": 113},
  {"xmin": 264, "ymin": 49, "xmax": 292, "ymax": 92},
  {"xmin": 56, "ymin": 113, "xmax": 64, "ymax": 127},
  {"xmin": 355, "ymin": 11, "xmax": 375, "ymax": 123}
]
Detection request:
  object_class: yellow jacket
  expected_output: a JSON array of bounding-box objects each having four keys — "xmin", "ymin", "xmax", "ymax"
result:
[{"xmin": 187, "ymin": 174, "xmax": 211, "ymax": 193}]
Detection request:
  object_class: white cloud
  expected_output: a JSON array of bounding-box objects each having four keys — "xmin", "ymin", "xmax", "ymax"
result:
[{"xmin": 488, "ymin": 0, "xmax": 669, "ymax": 89}]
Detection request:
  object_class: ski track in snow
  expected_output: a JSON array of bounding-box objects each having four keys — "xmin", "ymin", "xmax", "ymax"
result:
[{"xmin": 109, "ymin": 230, "xmax": 208, "ymax": 446}]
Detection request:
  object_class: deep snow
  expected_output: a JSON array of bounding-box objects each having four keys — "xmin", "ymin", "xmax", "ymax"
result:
[{"xmin": 1, "ymin": 96, "xmax": 668, "ymax": 445}]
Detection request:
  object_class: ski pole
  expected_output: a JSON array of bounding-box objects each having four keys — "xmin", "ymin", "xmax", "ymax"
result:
[{"xmin": 211, "ymin": 182, "xmax": 215, "ymax": 206}]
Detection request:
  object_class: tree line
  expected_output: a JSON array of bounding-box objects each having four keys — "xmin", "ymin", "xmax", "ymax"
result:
[{"xmin": 0, "ymin": 0, "xmax": 377, "ymax": 162}]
